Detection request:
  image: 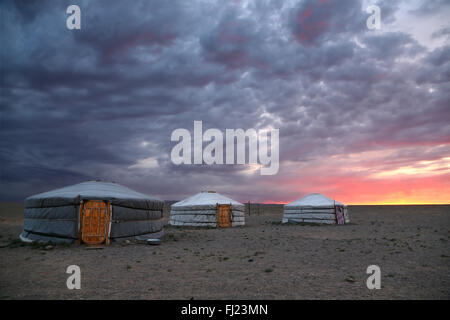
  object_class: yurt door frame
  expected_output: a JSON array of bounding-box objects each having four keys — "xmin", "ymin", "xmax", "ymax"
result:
[
  {"xmin": 217, "ymin": 204, "xmax": 231, "ymax": 228},
  {"xmin": 335, "ymin": 205, "xmax": 345, "ymax": 225},
  {"xmin": 79, "ymin": 200, "xmax": 111, "ymax": 245}
]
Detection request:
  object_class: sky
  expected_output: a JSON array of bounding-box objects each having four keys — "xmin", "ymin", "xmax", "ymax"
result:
[{"xmin": 1, "ymin": 0, "xmax": 449, "ymax": 204}]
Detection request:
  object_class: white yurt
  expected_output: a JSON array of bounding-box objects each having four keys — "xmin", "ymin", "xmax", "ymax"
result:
[
  {"xmin": 169, "ymin": 191, "xmax": 245, "ymax": 227},
  {"xmin": 282, "ymin": 193, "xmax": 350, "ymax": 225}
]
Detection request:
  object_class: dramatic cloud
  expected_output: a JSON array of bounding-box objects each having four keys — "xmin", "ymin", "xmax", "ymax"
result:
[{"xmin": 1, "ymin": 0, "xmax": 449, "ymax": 203}]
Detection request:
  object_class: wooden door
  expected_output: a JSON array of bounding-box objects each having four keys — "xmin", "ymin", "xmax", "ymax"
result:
[
  {"xmin": 80, "ymin": 200, "xmax": 110, "ymax": 245},
  {"xmin": 335, "ymin": 205, "xmax": 345, "ymax": 225},
  {"xmin": 217, "ymin": 204, "xmax": 231, "ymax": 228}
]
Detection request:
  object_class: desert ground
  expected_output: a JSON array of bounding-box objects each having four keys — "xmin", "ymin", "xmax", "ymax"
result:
[{"xmin": 0, "ymin": 203, "xmax": 448, "ymax": 299}]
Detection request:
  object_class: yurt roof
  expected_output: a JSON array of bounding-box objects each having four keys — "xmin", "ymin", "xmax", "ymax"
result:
[
  {"xmin": 172, "ymin": 191, "xmax": 243, "ymax": 207},
  {"xmin": 285, "ymin": 193, "xmax": 345, "ymax": 207},
  {"xmin": 25, "ymin": 181, "xmax": 162, "ymax": 209}
]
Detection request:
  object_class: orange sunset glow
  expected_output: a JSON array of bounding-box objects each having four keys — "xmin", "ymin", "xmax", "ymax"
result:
[{"xmin": 261, "ymin": 144, "xmax": 450, "ymax": 205}]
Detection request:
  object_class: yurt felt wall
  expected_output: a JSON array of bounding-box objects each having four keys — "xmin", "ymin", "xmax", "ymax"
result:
[
  {"xmin": 282, "ymin": 193, "xmax": 350, "ymax": 225},
  {"xmin": 20, "ymin": 181, "xmax": 164, "ymax": 243},
  {"xmin": 169, "ymin": 192, "xmax": 245, "ymax": 227}
]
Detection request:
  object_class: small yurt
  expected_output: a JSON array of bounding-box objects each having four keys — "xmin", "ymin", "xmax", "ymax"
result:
[
  {"xmin": 282, "ymin": 193, "xmax": 350, "ymax": 225},
  {"xmin": 169, "ymin": 191, "xmax": 245, "ymax": 227},
  {"xmin": 20, "ymin": 181, "xmax": 164, "ymax": 244}
]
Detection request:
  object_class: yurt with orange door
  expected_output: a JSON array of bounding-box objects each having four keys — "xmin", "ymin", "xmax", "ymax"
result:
[
  {"xmin": 20, "ymin": 181, "xmax": 164, "ymax": 244},
  {"xmin": 169, "ymin": 191, "xmax": 245, "ymax": 227},
  {"xmin": 282, "ymin": 193, "xmax": 350, "ymax": 225}
]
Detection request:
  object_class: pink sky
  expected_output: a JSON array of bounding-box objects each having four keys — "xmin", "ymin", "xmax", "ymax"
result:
[{"xmin": 261, "ymin": 144, "xmax": 450, "ymax": 205}]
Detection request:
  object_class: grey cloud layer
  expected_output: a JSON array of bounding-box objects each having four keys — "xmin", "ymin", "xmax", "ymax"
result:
[{"xmin": 1, "ymin": 0, "xmax": 449, "ymax": 202}]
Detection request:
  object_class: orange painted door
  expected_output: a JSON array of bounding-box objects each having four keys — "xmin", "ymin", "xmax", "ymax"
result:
[
  {"xmin": 81, "ymin": 200, "xmax": 110, "ymax": 244},
  {"xmin": 217, "ymin": 204, "xmax": 231, "ymax": 228}
]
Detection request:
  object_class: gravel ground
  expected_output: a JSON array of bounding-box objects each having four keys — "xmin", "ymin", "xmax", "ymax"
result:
[{"xmin": 0, "ymin": 203, "xmax": 449, "ymax": 299}]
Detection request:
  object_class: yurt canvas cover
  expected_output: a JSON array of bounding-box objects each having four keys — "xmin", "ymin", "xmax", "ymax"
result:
[
  {"xmin": 20, "ymin": 181, "xmax": 164, "ymax": 243},
  {"xmin": 170, "ymin": 191, "xmax": 245, "ymax": 227},
  {"xmin": 282, "ymin": 193, "xmax": 350, "ymax": 224}
]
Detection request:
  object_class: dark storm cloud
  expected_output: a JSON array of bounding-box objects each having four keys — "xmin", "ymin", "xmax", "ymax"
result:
[
  {"xmin": 1, "ymin": 0, "xmax": 449, "ymax": 202},
  {"xmin": 289, "ymin": 0, "xmax": 366, "ymax": 45},
  {"xmin": 432, "ymin": 26, "xmax": 450, "ymax": 40}
]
